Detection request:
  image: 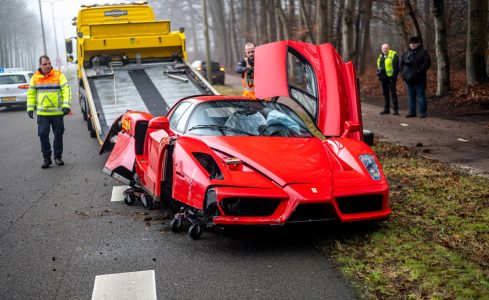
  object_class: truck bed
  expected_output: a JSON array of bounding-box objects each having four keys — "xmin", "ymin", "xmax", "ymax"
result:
[{"xmin": 84, "ymin": 61, "xmax": 216, "ymax": 140}]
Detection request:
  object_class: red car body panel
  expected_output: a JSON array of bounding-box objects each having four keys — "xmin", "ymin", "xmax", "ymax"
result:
[{"xmin": 102, "ymin": 41, "xmax": 391, "ymax": 227}]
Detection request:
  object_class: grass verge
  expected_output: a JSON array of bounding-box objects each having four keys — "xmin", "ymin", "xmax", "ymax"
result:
[{"xmin": 323, "ymin": 142, "xmax": 489, "ymax": 299}]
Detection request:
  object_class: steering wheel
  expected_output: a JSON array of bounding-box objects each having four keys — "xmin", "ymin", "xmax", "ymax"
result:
[{"xmin": 258, "ymin": 124, "xmax": 293, "ymax": 137}]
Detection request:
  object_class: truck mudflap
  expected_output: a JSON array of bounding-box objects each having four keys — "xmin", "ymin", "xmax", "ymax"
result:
[
  {"xmin": 100, "ymin": 115, "xmax": 123, "ymax": 155},
  {"xmin": 102, "ymin": 132, "xmax": 136, "ymax": 184}
]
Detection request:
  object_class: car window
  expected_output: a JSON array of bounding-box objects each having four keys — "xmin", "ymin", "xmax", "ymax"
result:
[
  {"xmin": 169, "ymin": 101, "xmax": 192, "ymax": 131},
  {"xmin": 0, "ymin": 75, "xmax": 27, "ymax": 84},
  {"xmin": 186, "ymin": 100, "xmax": 313, "ymax": 138},
  {"xmin": 287, "ymin": 50, "xmax": 318, "ymax": 120}
]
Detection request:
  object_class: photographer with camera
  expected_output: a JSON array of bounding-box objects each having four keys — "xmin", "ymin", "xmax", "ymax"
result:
[
  {"xmin": 235, "ymin": 42, "xmax": 256, "ymax": 99},
  {"xmin": 400, "ymin": 36, "xmax": 431, "ymax": 118},
  {"xmin": 377, "ymin": 43, "xmax": 399, "ymax": 115}
]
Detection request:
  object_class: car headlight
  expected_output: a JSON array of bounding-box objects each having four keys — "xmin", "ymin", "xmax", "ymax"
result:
[{"xmin": 359, "ymin": 154, "xmax": 381, "ymax": 180}]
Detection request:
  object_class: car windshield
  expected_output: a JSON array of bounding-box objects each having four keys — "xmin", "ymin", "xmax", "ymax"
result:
[
  {"xmin": 0, "ymin": 75, "xmax": 27, "ymax": 84},
  {"xmin": 186, "ymin": 100, "xmax": 314, "ymax": 137}
]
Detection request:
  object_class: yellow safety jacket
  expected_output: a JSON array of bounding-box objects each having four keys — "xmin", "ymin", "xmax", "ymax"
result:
[
  {"xmin": 242, "ymin": 68, "xmax": 256, "ymax": 99},
  {"xmin": 377, "ymin": 50, "xmax": 397, "ymax": 77},
  {"xmin": 27, "ymin": 68, "xmax": 71, "ymax": 116}
]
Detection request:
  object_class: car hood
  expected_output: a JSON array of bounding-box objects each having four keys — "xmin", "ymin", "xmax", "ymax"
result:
[{"xmin": 202, "ymin": 136, "xmax": 332, "ymax": 187}]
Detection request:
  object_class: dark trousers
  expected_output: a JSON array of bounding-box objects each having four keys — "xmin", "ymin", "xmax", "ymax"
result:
[
  {"xmin": 37, "ymin": 115, "xmax": 65, "ymax": 160},
  {"xmin": 380, "ymin": 78, "xmax": 398, "ymax": 112},
  {"xmin": 406, "ymin": 83, "xmax": 427, "ymax": 116}
]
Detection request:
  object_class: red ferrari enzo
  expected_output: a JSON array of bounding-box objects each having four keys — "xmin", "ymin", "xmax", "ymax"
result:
[{"xmin": 101, "ymin": 41, "xmax": 391, "ymax": 239}]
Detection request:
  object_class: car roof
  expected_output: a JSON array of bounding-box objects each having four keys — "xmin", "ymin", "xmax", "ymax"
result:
[{"xmin": 0, "ymin": 71, "xmax": 33, "ymax": 76}]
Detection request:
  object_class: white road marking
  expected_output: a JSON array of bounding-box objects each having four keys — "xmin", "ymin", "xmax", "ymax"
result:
[
  {"xmin": 92, "ymin": 270, "xmax": 157, "ymax": 300},
  {"xmin": 400, "ymin": 123, "xmax": 409, "ymax": 127},
  {"xmin": 457, "ymin": 138, "xmax": 469, "ymax": 142},
  {"xmin": 111, "ymin": 185, "xmax": 129, "ymax": 202}
]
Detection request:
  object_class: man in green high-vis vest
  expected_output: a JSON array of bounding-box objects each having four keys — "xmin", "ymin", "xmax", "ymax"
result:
[{"xmin": 377, "ymin": 43, "xmax": 399, "ymax": 115}]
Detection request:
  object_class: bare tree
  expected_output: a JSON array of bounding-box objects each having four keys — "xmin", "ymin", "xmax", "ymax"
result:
[
  {"xmin": 432, "ymin": 0, "xmax": 450, "ymax": 96},
  {"xmin": 341, "ymin": 0, "xmax": 356, "ymax": 61},
  {"xmin": 466, "ymin": 0, "xmax": 489, "ymax": 85},
  {"xmin": 405, "ymin": 0, "xmax": 423, "ymax": 45}
]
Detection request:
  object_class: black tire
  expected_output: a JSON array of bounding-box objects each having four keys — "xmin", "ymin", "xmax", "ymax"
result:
[
  {"xmin": 188, "ymin": 224, "xmax": 203, "ymax": 240},
  {"xmin": 87, "ymin": 118, "xmax": 96, "ymax": 138},
  {"xmin": 123, "ymin": 190, "xmax": 136, "ymax": 206},
  {"xmin": 170, "ymin": 218, "xmax": 183, "ymax": 233},
  {"xmin": 141, "ymin": 194, "xmax": 154, "ymax": 210},
  {"xmin": 81, "ymin": 97, "xmax": 87, "ymax": 121},
  {"xmin": 363, "ymin": 130, "xmax": 374, "ymax": 146}
]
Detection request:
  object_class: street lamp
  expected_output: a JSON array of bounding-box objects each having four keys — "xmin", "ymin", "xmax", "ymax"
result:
[
  {"xmin": 37, "ymin": 0, "xmax": 47, "ymax": 54},
  {"xmin": 41, "ymin": 0, "xmax": 63, "ymax": 69}
]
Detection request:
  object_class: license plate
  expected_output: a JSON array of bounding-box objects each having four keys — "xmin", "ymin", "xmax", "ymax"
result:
[{"xmin": 1, "ymin": 97, "xmax": 16, "ymax": 102}]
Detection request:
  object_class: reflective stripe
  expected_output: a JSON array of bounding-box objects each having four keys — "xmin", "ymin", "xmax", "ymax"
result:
[{"xmin": 38, "ymin": 107, "xmax": 63, "ymax": 112}]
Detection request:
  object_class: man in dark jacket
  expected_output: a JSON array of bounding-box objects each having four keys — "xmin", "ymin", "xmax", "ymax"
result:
[
  {"xmin": 235, "ymin": 42, "xmax": 256, "ymax": 98},
  {"xmin": 400, "ymin": 36, "xmax": 431, "ymax": 118},
  {"xmin": 377, "ymin": 43, "xmax": 399, "ymax": 115}
]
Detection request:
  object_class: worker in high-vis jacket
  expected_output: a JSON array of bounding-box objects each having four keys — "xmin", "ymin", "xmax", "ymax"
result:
[
  {"xmin": 27, "ymin": 55, "xmax": 71, "ymax": 169},
  {"xmin": 377, "ymin": 43, "xmax": 399, "ymax": 115},
  {"xmin": 235, "ymin": 42, "xmax": 256, "ymax": 99}
]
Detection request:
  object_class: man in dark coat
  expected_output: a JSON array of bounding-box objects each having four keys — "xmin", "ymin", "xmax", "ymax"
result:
[{"xmin": 400, "ymin": 36, "xmax": 431, "ymax": 118}]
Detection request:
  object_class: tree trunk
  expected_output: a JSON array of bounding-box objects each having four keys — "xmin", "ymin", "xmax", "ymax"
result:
[
  {"xmin": 396, "ymin": 1, "xmax": 409, "ymax": 52},
  {"xmin": 405, "ymin": 0, "xmax": 423, "ymax": 45},
  {"xmin": 341, "ymin": 0, "xmax": 355, "ymax": 61},
  {"xmin": 316, "ymin": 0, "xmax": 329, "ymax": 44},
  {"xmin": 466, "ymin": 0, "xmax": 489, "ymax": 85},
  {"xmin": 359, "ymin": 0, "xmax": 373, "ymax": 74},
  {"xmin": 267, "ymin": 4, "xmax": 277, "ymax": 42},
  {"xmin": 202, "ymin": 0, "xmax": 213, "ymax": 84},
  {"xmin": 300, "ymin": 0, "xmax": 315, "ymax": 43},
  {"xmin": 432, "ymin": 0, "xmax": 450, "ymax": 96},
  {"xmin": 228, "ymin": 0, "xmax": 241, "ymax": 64},
  {"xmin": 276, "ymin": 0, "xmax": 290, "ymax": 40}
]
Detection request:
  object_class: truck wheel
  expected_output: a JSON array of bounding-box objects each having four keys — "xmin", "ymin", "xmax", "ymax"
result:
[
  {"xmin": 81, "ymin": 98, "xmax": 87, "ymax": 121},
  {"xmin": 87, "ymin": 118, "xmax": 96, "ymax": 138}
]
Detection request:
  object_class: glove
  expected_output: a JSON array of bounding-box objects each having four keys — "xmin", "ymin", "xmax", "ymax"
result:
[
  {"xmin": 27, "ymin": 111, "xmax": 33, "ymax": 119},
  {"xmin": 62, "ymin": 108, "xmax": 70, "ymax": 115}
]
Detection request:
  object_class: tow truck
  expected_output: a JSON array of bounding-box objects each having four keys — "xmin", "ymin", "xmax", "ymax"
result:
[{"xmin": 68, "ymin": 2, "xmax": 218, "ymax": 144}]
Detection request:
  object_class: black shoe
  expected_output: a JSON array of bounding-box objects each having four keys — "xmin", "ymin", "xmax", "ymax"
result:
[
  {"xmin": 380, "ymin": 110, "xmax": 390, "ymax": 115},
  {"xmin": 393, "ymin": 111, "xmax": 399, "ymax": 115},
  {"xmin": 406, "ymin": 113, "xmax": 416, "ymax": 118},
  {"xmin": 420, "ymin": 114, "xmax": 427, "ymax": 118},
  {"xmin": 55, "ymin": 158, "xmax": 64, "ymax": 166},
  {"xmin": 42, "ymin": 158, "xmax": 52, "ymax": 169}
]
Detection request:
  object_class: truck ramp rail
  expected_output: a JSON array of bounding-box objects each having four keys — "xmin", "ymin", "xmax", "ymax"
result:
[{"xmin": 82, "ymin": 61, "xmax": 218, "ymax": 144}]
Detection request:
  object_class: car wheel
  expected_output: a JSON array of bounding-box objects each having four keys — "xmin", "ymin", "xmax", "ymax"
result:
[
  {"xmin": 170, "ymin": 218, "xmax": 183, "ymax": 233},
  {"xmin": 188, "ymin": 224, "xmax": 203, "ymax": 240},
  {"xmin": 123, "ymin": 189, "xmax": 136, "ymax": 206}
]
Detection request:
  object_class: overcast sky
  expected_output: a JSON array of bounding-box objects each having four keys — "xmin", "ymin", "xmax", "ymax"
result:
[{"xmin": 27, "ymin": 0, "xmax": 122, "ymax": 62}]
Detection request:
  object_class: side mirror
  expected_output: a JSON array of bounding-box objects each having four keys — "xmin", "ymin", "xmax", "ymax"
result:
[
  {"xmin": 341, "ymin": 120, "xmax": 361, "ymax": 138},
  {"xmin": 148, "ymin": 116, "xmax": 169, "ymax": 130},
  {"xmin": 344, "ymin": 120, "xmax": 360, "ymax": 132}
]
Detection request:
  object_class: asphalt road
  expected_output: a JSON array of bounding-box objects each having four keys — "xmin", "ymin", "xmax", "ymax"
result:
[{"xmin": 0, "ymin": 80, "xmax": 356, "ymax": 299}]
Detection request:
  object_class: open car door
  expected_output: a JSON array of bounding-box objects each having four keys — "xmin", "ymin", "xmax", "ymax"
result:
[{"xmin": 255, "ymin": 41, "xmax": 363, "ymax": 141}]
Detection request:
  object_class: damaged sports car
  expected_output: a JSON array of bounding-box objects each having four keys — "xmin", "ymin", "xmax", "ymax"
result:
[{"xmin": 101, "ymin": 41, "xmax": 391, "ymax": 239}]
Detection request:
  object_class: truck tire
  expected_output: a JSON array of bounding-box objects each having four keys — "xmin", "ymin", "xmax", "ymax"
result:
[
  {"xmin": 87, "ymin": 118, "xmax": 96, "ymax": 138},
  {"xmin": 81, "ymin": 96, "xmax": 88, "ymax": 121}
]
